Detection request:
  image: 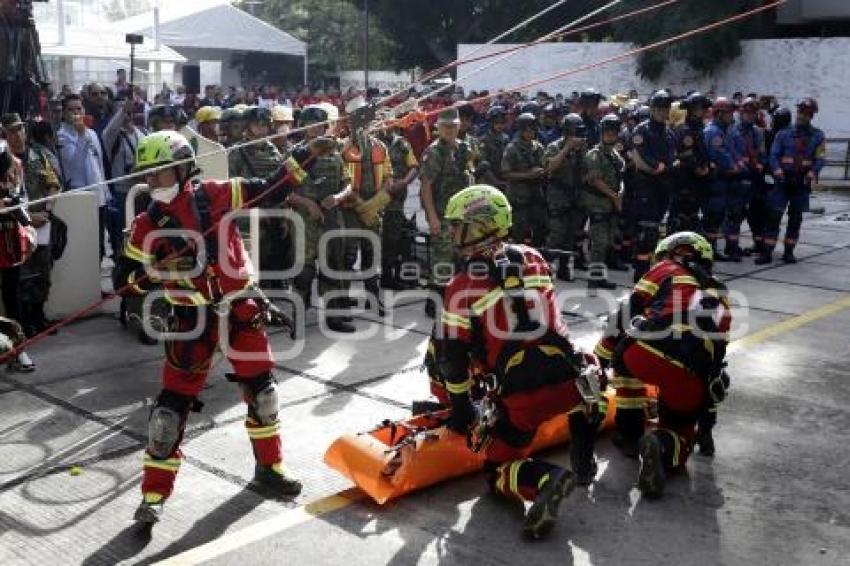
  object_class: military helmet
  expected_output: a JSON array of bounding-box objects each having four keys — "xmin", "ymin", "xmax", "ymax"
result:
[
  {"xmin": 561, "ymin": 113, "xmax": 586, "ymax": 137},
  {"xmin": 298, "ymin": 105, "xmax": 329, "ymax": 127},
  {"xmin": 771, "ymin": 106, "xmax": 792, "ymax": 131},
  {"xmin": 635, "ymin": 104, "xmax": 651, "ymax": 123},
  {"xmin": 796, "ymin": 97, "xmax": 819, "ymax": 114},
  {"xmin": 519, "ymin": 101, "xmax": 541, "ymax": 117},
  {"xmin": 654, "ymin": 231, "xmax": 713, "ymax": 265},
  {"xmin": 270, "ymin": 104, "xmax": 294, "ymax": 123},
  {"xmin": 579, "ymin": 88, "xmax": 603, "ymax": 102},
  {"xmin": 486, "ymin": 105, "xmax": 507, "ymax": 121},
  {"xmin": 515, "ymin": 112, "xmax": 538, "ymax": 132},
  {"xmin": 244, "ymin": 106, "xmax": 272, "ymax": 124},
  {"xmin": 444, "ymin": 184, "xmax": 512, "ymax": 247},
  {"xmin": 649, "ymin": 90, "xmax": 673, "ymax": 109},
  {"xmin": 599, "ymin": 113, "xmax": 622, "ymax": 134},
  {"xmin": 712, "ymin": 97, "xmax": 736, "ymax": 113},
  {"xmin": 134, "ymin": 130, "xmax": 195, "ymax": 172},
  {"xmin": 542, "ymin": 103, "xmax": 559, "ymax": 116},
  {"xmin": 147, "ymin": 104, "xmax": 184, "ymax": 129},
  {"xmin": 683, "ymin": 92, "xmax": 711, "ymax": 111},
  {"xmin": 195, "ymin": 106, "xmax": 222, "ymax": 124}
]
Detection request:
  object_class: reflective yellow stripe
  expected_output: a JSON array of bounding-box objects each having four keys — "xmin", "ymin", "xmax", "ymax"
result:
[
  {"xmin": 471, "ymin": 288, "xmax": 504, "ymax": 315},
  {"xmin": 672, "ymin": 275, "xmax": 699, "ymax": 286},
  {"xmin": 659, "ymin": 429, "xmax": 682, "ymax": 467},
  {"xmin": 509, "ymin": 461, "xmax": 522, "ymax": 495},
  {"xmin": 635, "ymin": 279, "xmax": 659, "ymax": 295},
  {"xmin": 538, "ymin": 345, "xmax": 565, "ymax": 358},
  {"xmin": 125, "ymin": 241, "xmax": 154, "ymax": 263},
  {"xmin": 537, "ymin": 472, "xmax": 550, "ymax": 490},
  {"xmin": 144, "ymin": 492, "xmax": 165, "ymax": 504},
  {"xmin": 636, "ymin": 340, "xmax": 686, "ymax": 369},
  {"xmin": 523, "ymin": 275, "xmax": 553, "ymax": 289},
  {"xmin": 504, "ymin": 350, "xmax": 525, "ymax": 373},
  {"xmin": 143, "ymin": 456, "xmax": 181, "ymax": 472},
  {"xmin": 446, "ymin": 379, "xmax": 472, "ymax": 394},
  {"xmin": 127, "ymin": 271, "xmax": 146, "ymax": 294},
  {"xmin": 611, "ymin": 376, "xmax": 645, "ymax": 390},
  {"xmin": 503, "ymin": 275, "xmax": 522, "ymax": 289},
  {"xmin": 231, "ymin": 178, "xmax": 243, "ymax": 210},
  {"xmin": 440, "ymin": 310, "xmax": 471, "ymax": 330},
  {"xmin": 166, "ymin": 292, "xmax": 210, "ymax": 306},
  {"xmin": 594, "ymin": 342, "xmax": 613, "ymax": 360},
  {"xmin": 616, "ymin": 397, "xmax": 648, "ymax": 409},
  {"xmin": 247, "ymin": 423, "xmax": 281, "ymax": 440}
]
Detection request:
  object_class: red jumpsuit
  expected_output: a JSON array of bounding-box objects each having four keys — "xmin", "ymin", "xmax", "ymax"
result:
[
  {"xmin": 123, "ymin": 176, "xmax": 296, "ymax": 501},
  {"xmin": 599, "ymin": 259, "xmax": 731, "ymax": 467},
  {"xmin": 431, "ymin": 244, "xmax": 586, "ymax": 502}
]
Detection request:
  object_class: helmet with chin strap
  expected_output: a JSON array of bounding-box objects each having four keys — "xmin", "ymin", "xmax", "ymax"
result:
[
  {"xmin": 444, "ymin": 184, "xmax": 512, "ymax": 255},
  {"xmin": 654, "ymin": 231, "xmax": 713, "ymax": 266}
]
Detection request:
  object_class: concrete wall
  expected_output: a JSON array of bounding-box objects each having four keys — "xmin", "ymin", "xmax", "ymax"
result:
[{"xmin": 457, "ymin": 37, "xmax": 850, "ymax": 137}]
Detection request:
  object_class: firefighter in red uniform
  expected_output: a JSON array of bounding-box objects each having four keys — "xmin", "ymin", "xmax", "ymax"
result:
[
  {"xmin": 594, "ymin": 231, "xmax": 731, "ymax": 498},
  {"xmin": 116, "ymin": 131, "xmax": 308, "ymax": 524},
  {"xmin": 426, "ymin": 184, "xmax": 599, "ymax": 539}
]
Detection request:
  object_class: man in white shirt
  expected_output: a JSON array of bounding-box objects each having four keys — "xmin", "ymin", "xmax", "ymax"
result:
[{"xmin": 56, "ymin": 93, "xmax": 111, "ymax": 261}]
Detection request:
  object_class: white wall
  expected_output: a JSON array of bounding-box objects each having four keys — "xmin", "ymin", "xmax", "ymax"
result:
[{"xmin": 457, "ymin": 38, "xmax": 850, "ymax": 137}]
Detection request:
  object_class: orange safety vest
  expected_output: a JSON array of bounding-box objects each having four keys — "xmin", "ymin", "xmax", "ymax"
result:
[{"xmin": 342, "ymin": 140, "xmax": 388, "ymax": 196}]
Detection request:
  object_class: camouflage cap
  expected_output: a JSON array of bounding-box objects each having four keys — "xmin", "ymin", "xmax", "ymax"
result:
[{"xmin": 436, "ymin": 107, "xmax": 460, "ymax": 125}]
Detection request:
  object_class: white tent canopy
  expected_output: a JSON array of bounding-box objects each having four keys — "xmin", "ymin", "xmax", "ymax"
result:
[
  {"xmin": 37, "ymin": 24, "xmax": 186, "ymax": 63},
  {"xmin": 121, "ymin": 3, "xmax": 306, "ymax": 57}
]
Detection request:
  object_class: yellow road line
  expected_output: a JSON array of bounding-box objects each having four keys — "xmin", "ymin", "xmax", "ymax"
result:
[
  {"xmin": 728, "ymin": 293, "xmax": 850, "ymax": 353},
  {"xmin": 156, "ymin": 292, "xmax": 850, "ymax": 564},
  {"xmin": 155, "ymin": 489, "xmax": 365, "ymax": 566}
]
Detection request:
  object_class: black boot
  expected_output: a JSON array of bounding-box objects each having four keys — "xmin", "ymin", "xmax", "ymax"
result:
[
  {"xmin": 782, "ymin": 245, "xmax": 797, "ymax": 264},
  {"xmin": 325, "ymin": 297, "xmax": 355, "ymax": 333},
  {"xmin": 253, "ymin": 464, "xmax": 303, "ymax": 497},
  {"xmin": 568, "ymin": 412, "xmax": 598, "ymax": 486},
  {"xmin": 613, "ymin": 407, "xmax": 644, "ymax": 458},
  {"xmin": 573, "ymin": 248, "xmax": 589, "ymax": 271},
  {"xmin": 711, "ymin": 241, "xmax": 730, "ymax": 262},
  {"xmin": 522, "ymin": 466, "xmax": 576, "ymax": 540},
  {"xmin": 605, "ymin": 249, "xmax": 629, "ymax": 272},
  {"xmin": 364, "ymin": 278, "xmax": 386, "ymax": 317},
  {"xmin": 754, "ymin": 246, "xmax": 774, "ymax": 265},
  {"xmin": 638, "ymin": 432, "xmax": 667, "ymax": 499},
  {"xmin": 556, "ymin": 253, "xmax": 574, "ymax": 282}
]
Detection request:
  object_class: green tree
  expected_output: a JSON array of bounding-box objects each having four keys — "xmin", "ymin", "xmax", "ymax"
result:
[
  {"xmin": 239, "ymin": 0, "xmax": 397, "ymax": 80},
  {"xmin": 612, "ymin": 0, "xmax": 776, "ymax": 80}
]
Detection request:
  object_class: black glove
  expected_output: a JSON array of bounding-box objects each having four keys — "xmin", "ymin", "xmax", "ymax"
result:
[
  {"xmin": 447, "ymin": 392, "xmax": 476, "ymax": 435},
  {"xmin": 265, "ymin": 301, "xmax": 294, "ymax": 333}
]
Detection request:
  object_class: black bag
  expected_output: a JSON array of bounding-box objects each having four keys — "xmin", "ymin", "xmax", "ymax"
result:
[{"xmin": 49, "ymin": 213, "xmax": 68, "ymax": 261}]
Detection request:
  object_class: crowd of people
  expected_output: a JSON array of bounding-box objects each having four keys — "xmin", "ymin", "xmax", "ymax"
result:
[{"xmin": 0, "ymin": 65, "xmax": 828, "ymax": 536}]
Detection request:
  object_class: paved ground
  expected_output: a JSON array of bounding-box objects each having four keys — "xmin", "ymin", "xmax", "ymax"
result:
[{"xmin": 2, "ymin": 192, "xmax": 850, "ymax": 566}]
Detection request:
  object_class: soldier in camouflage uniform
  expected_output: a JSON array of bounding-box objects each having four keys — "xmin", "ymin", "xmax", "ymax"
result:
[
  {"xmin": 419, "ymin": 107, "xmax": 474, "ymax": 317},
  {"xmin": 219, "ymin": 106, "xmax": 247, "ymax": 148},
  {"xmin": 582, "ymin": 114, "xmax": 626, "ymax": 291},
  {"xmin": 2, "ymin": 113, "xmax": 62, "ymax": 336},
  {"xmin": 339, "ymin": 96, "xmax": 394, "ymax": 316},
  {"xmin": 501, "ymin": 112, "xmax": 547, "ymax": 247},
  {"xmin": 544, "ymin": 113, "xmax": 587, "ymax": 281},
  {"xmin": 291, "ymin": 105, "xmax": 356, "ymax": 333},
  {"xmin": 476, "ymin": 106, "xmax": 509, "ymax": 189},
  {"xmin": 379, "ymin": 122, "xmax": 419, "ymax": 290}
]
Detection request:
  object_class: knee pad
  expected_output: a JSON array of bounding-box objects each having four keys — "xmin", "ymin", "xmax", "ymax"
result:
[
  {"xmin": 147, "ymin": 390, "xmax": 195, "ymax": 459},
  {"xmin": 237, "ymin": 371, "xmax": 280, "ymax": 425}
]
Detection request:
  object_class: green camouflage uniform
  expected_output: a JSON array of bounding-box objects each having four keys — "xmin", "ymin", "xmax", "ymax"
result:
[
  {"xmin": 419, "ymin": 138, "xmax": 473, "ymax": 286},
  {"xmin": 293, "ymin": 139, "xmax": 351, "ymax": 303},
  {"xmin": 501, "ymin": 137, "xmax": 547, "ymax": 246},
  {"xmin": 383, "ymin": 135, "xmax": 418, "ymax": 283},
  {"xmin": 544, "ymin": 138, "xmax": 586, "ymax": 252},
  {"xmin": 477, "ymin": 130, "xmax": 509, "ymax": 184},
  {"xmin": 20, "ymin": 146, "xmax": 60, "ymax": 306},
  {"xmin": 582, "ymin": 143, "xmax": 624, "ymax": 264},
  {"xmin": 227, "ymin": 140, "xmax": 289, "ymax": 281}
]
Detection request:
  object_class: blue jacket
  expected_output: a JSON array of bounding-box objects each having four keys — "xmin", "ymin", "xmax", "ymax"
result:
[
  {"xmin": 769, "ymin": 124, "xmax": 826, "ymax": 175},
  {"xmin": 704, "ymin": 120, "xmax": 740, "ymax": 174},
  {"xmin": 631, "ymin": 119, "xmax": 675, "ymax": 170},
  {"xmin": 733, "ymin": 121, "xmax": 767, "ymax": 173}
]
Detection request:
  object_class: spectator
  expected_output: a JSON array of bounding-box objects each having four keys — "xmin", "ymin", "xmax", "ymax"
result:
[
  {"xmin": 102, "ymin": 98, "xmax": 143, "ymax": 258},
  {"xmin": 56, "ymin": 94, "xmax": 111, "ymax": 262},
  {"xmin": 115, "ymin": 68, "xmax": 130, "ymax": 98}
]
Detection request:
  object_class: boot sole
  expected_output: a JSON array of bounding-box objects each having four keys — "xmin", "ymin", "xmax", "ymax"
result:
[
  {"xmin": 133, "ymin": 504, "xmax": 161, "ymax": 525},
  {"xmin": 522, "ymin": 470, "xmax": 576, "ymax": 540},
  {"xmin": 638, "ymin": 434, "xmax": 665, "ymax": 499}
]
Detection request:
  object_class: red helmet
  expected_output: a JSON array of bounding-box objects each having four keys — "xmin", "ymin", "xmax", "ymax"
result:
[
  {"xmin": 740, "ymin": 97, "xmax": 759, "ymax": 113},
  {"xmin": 713, "ymin": 97, "xmax": 736, "ymax": 113},
  {"xmin": 796, "ymin": 97, "xmax": 818, "ymax": 114}
]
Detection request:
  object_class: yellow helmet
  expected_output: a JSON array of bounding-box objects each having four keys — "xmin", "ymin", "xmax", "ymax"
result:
[
  {"xmin": 444, "ymin": 184, "xmax": 512, "ymax": 249},
  {"xmin": 655, "ymin": 231, "xmax": 713, "ymax": 264},
  {"xmin": 195, "ymin": 106, "xmax": 222, "ymax": 124}
]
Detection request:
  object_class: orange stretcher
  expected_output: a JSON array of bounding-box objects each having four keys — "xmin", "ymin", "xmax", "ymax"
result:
[{"xmin": 325, "ymin": 387, "xmax": 656, "ymax": 504}]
